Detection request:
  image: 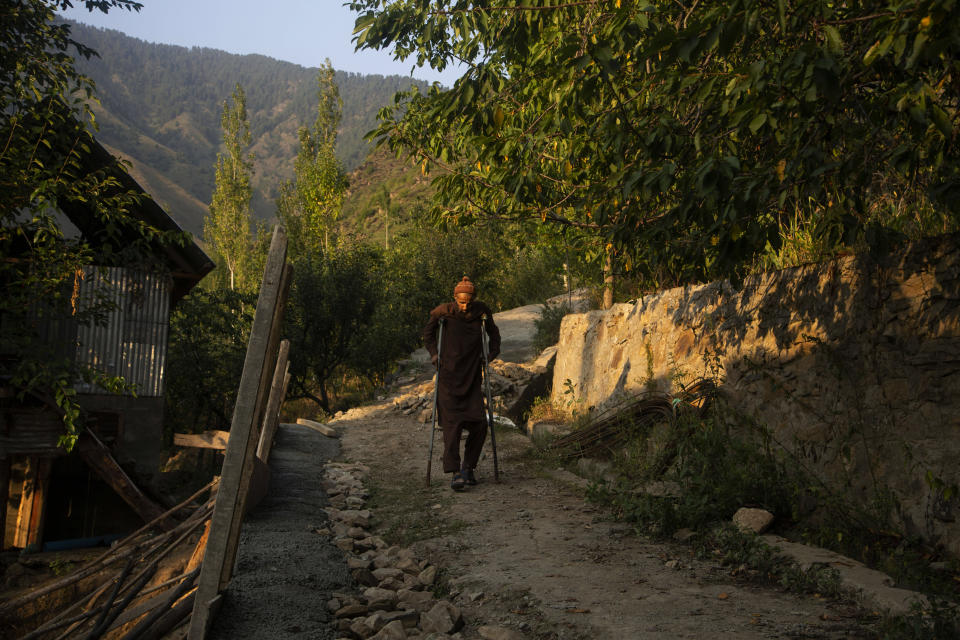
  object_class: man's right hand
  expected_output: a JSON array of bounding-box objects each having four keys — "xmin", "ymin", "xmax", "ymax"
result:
[{"xmin": 431, "ymin": 354, "xmax": 439, "ymax": 368}]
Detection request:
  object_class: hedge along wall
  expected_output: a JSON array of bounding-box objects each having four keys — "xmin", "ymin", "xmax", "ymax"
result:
[{"xmin": 551, "ymin": 234, "xmax": 960, "ymax": 557}]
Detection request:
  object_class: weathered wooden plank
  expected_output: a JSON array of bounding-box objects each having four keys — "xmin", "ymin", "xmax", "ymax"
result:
[
  {"xmin": 13, "ymin": 456, "xmax": 51, "ymax": 549},
  {"xmin": 295, "ymin": 418, "xmax": 338, "ymax": 438},
  {"xmin": 173, "ymin": 431, "xmax": 230, "ymax": 451},
  {"xmin": 0, "ymin": 457, "xmax": 9, "ymax": 549},
  {"xmin": 188, "ymin": 226, "xmax": 289, "ymax": 640},
  {"xmin": 256, "ymin": 339, "xmax": 290, "ymax": 462},
  {"xmin": 76, "ymin": 430, "xmax": 166, "ymax": 525},
  {"xmin": 13, "ymin": 456, "xmax": 35, "ymax": 548},
  {"xmin": 236, "ymin": 260, "xmax": 290, "ymax": 531},
  {"xmin": 185, "ymin": 520, "xmax": 210, "ymax": 574}
]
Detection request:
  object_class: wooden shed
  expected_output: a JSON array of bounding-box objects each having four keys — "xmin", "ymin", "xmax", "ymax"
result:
[{"xmin": 0, "ymin": 132, "xmax": 214, "ymax": 551}]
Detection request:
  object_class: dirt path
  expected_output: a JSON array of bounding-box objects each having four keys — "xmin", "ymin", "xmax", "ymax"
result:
[{"xmin": 330, "ymin": 395, "xmax": 877, "ymax": 639}]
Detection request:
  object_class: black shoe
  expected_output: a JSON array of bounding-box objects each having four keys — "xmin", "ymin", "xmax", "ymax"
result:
[
  {"xmin": 462, "ymin": 468, "xmax": 478, "ymax": 486},
  {"xmin": 450, "ymin": 472, "xmax": 466, "ymax": 491}
]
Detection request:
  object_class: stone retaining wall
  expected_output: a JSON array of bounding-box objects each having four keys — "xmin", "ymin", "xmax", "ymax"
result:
[{"xmin": 552, "ymin": 234, "xmax": 960, "ymax": 557}]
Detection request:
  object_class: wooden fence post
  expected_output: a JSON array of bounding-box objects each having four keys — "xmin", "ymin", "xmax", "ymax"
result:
[
  {"xmin": 256, "ymin": 339, "xmax": 290, "ymax": 462},
  {"xmin": 188, "ymin": 226, "xmax": 290, "ymax": 640}
]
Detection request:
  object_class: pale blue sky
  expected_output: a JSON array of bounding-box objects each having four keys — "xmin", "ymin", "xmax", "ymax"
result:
[{"xmin": 60, "ymin": 0, "xmax": 462, "ymax": 86}]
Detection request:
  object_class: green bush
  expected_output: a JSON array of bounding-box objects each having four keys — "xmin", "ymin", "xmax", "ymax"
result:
[
  {"xmin": 588, "ymin": 405, "xmax": 796, "ymax": 537},
  {"xmin": 533, "ymin": 301, "xmax": 572, "ymax": 354},
  {"xmin": 164, "ymin": 288, "xmax": 257, "ymax": 441}
]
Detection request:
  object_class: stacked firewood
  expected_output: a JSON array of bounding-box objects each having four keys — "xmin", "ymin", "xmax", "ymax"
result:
[{"xmin": 1, "ymin": 480, "xmax": 218, "ymax": 640}]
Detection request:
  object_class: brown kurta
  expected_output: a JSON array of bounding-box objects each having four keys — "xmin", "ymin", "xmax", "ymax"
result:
[{"xmin": 423, "ymin": 301, "xmax": 501, "ymax": 473}]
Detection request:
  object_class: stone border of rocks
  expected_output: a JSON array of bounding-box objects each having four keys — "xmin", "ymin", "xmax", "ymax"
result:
[{"xmin": 319, "ymin": 462, "xmax": 524, "ymax": 640}]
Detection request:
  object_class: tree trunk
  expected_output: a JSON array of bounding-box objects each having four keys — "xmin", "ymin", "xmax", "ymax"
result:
[
  {"xmin": 603, "ymin": 244, "xmax": 614, "ymax": 310},
  {"xmin": 318, "ymin": 382, "xmax": 331, "ymax": 415}
]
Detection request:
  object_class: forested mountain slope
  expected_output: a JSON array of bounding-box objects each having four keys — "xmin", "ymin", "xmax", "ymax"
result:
[{"xmin": 67, "ymin": 21, "xmax": 430, "ymax": 235}]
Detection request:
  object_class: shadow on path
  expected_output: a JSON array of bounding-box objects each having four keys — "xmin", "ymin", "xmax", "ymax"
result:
[{"xmin": 208, "ymin": 424, "xmax": 350, "ymax": 639}]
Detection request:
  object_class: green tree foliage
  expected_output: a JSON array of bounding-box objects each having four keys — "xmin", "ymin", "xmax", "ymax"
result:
[
  {"xmin": 0, "ymin": 0, "xmax": 191, "ymax": 449},
  {"xmin": 351, "ymin": 0, "xmax": 960, "ymax": 287},
  {"xmin": 388, "ymin": 219, "xmax": 565, "ymax": 312},
  {"xmin": 164, "ymin": 288, "xmax": 256, "ymax": 437},
  {"xmin": 279, "ymin": 61, "xmax": 348, "ymax": 257},
  {"xmin": 285, "ymin": 242, "xmax": 383, "ymax": 412},
  {"xmin": 205, "ymin": 83, "xmax": 256, "ymax": 292},
  {"xmin": 376, "ymin": 185, "xmax": 394, "ymax": 250}
]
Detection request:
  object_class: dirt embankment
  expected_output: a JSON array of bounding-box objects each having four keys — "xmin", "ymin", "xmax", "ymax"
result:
[{"xmin": 328, "ymin": 391, "xmax": 878, "ymax": 639}]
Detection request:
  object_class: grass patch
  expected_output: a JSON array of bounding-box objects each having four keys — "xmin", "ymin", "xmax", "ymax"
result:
[
  {"xmin": 539, "ymin": 389, "xmax": 960, "ymax": 638},
  {"xmin": 364, "ymin": 472, "xmax": 467, "ymax": 547}
]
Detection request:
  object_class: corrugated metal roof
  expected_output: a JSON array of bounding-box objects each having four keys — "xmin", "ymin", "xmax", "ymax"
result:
[{"xmin": 74, "ymin": 267, "xmax": 170, "ymax": 397}]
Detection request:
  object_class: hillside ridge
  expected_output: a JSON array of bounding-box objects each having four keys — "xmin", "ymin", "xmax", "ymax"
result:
[{"xmin": 65, "ymin": 20, "xmax": 432, "ymax": 235}]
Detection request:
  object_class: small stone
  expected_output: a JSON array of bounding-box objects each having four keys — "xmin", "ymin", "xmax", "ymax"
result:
[
  {"xmin": 665, "ymin": 559, "xmax": 680, "ymax": 569},
  {"xmin": 378, "ymin": 577, "xmax": 405, "ymax": 591},
  {"xmin": 335, "ymin": 603, "xmax": 369, "ymax": 619},
  {"xmin": 349, "ymin": 556, "xmax": 373, "ymax": 570},
  {"xmin": 467, "ymin": 591, "xmax": 484, "ymax": 602},
  {"xmin": 397, "ymin": 588, "xmax": 436, "ymax": 612},
  {"xmin": 379, "ymin": 609, "xmax": 420, "ymax": 628},
  {"xmin": 419, "ymin": 408, "xmax": 434, "ymax": 423},
  {"xmin": 477, "ymin": 626, "xmax": 526, "ymax": 640},
  {"xmin": 353, "ymin": 568, "xmax": 379, "ymax": 587},
  {"xmin": 732, "ymin": 507, "xmax": 775, "ymax": 534},
  {"xmin": 420, "ymin": 601, "xmax": 463, "ymax": 635},
  {"xmin": 355, "ymin": 538, "xmax": 379, "ymax": 552},
  {"xmin": 374, "ymin": 554, "xmax": 395, "ymax": 569},
  {"xmin": 364, "ymin": 611, "xmax": 392, "ymax": 632},
  {"xmin": 369, "ymin": 619, "xmax": 407, "ymax": 640},
  {"xmin": 418, "ymin": 565, "xmax": 437, "ymax": 585},
  {"xmin": 401, "ymin": 573, "xmax": 422, "ymax": 590},
  {"xmin": 327, "ymin": 597, "xmax": 341, "ymax": 612},
  {"xmin": 340, "ymin": 509, "xmax": 373, "ymax": 527},
  {"xmin": 350, "ymin": 618, "xmax": 376, "ymax": 639},
  {"xmin": 373, "ymin": 567, "xmax": 404, "ymax": 581},
  {"xmin": 396, "ymin": 558, "xmax": 422, "ymax": 574},
  {"xmin": 673, "ymin": 528, "xmax": 696, "ymax": 542},
  {"xmin": 335, "ymin": 538, "xmax": 356, "ymax": 552},
  {"xmin": 364, "ymin": 587, "xmax": 399, "ymax": 611}
]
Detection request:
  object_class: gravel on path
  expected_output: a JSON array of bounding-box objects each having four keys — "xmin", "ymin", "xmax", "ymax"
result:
[{"xmin": 208, "ymin": 424, "xmax": 351, "ymax": 639}]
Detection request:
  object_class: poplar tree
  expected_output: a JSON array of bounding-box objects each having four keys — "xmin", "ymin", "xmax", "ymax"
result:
[
  {"xmin": 205, "ymin": 83, "xmax": 254, "ymax": 291},
  {"xmin": 279, "ymin": 60, "xmax": 346, "ymax": 258}
]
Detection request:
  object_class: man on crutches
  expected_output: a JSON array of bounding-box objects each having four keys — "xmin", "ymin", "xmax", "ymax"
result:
[{"xmin": 423, "ymin": 276, "xmax": 501, "ymax": 491}]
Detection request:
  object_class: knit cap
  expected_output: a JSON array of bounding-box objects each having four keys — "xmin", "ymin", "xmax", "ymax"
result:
[{"xmin": 453, "ymin": 276, "xmax": 475, "ymax": 296}]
